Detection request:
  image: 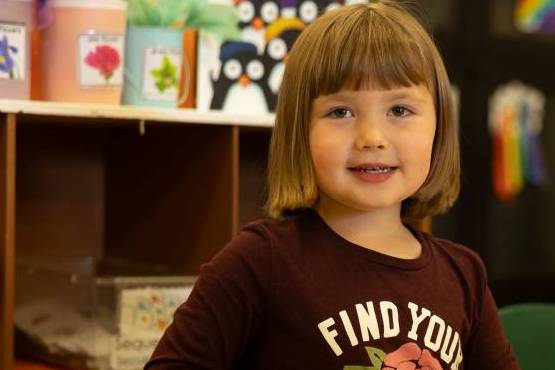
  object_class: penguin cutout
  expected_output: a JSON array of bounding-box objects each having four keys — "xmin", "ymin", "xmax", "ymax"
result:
[
  {"xmin": 280, "ymin": 0, "xmax": 342, "ymax": 24},
  {"xmin": 236, "ymin": 0, "xmax": 281, "ymax": 54},
  {"xmin": 279, "ymin": 0, "xmax": 299, "ymax": 18},
  {"xmin": 264, "ymin": 17, "xmax": 306, "ymax": 107},
  {"xmin": 210, "ymin": 41, "xmax": 273, "ymax": 114},
  {"xmin": 297, "ymin": 0, "xmax": 341, "ymax": 24},
  {"xmin": 343, "ymin": 0, "xmax": 369, "ymax": 5}
]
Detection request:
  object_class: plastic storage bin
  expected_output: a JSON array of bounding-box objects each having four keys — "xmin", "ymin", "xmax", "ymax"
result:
[
  {"xmin": 0, "ymin": 0, "xmax": 33, "ymax": 99},
  {"xmin": 122, "ymin": 26, "xmax": 183, "ymax": 108},
  {"xmin": 40, "ymin": 0, "xmax": 127, "ymax": 104},
  {"xmin": 15, "ymin": 257, "xmax": 196, "ymax": 370}
]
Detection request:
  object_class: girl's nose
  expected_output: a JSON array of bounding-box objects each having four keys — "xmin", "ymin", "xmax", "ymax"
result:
[{"xmin": 355, "ymin": 120, "xmax": 388, "ymax": 150}]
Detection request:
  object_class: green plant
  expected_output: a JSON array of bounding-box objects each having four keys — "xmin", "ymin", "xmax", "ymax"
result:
[{"xmin": 127, "ymin": 0, "xmax": 240, "ymax": 40}]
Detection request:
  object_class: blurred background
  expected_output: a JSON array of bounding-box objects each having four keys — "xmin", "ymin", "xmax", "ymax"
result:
[{"xmin": 1, "ymin": 0, "xmax": 555, "ymax": 369}]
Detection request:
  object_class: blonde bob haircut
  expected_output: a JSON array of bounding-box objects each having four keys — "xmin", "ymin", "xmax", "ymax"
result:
[{"xmin": 265, "ymin": 0, "xmax": 460, "ymax": 222}]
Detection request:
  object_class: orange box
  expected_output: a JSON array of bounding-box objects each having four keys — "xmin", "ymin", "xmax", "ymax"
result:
[
  {"xmin": 40, "ymin": 0, "xmax": 127, "ymax": 104},
  {"xmin": 178, "ymin": 29, "xmax": 197, "ymax": 108}
]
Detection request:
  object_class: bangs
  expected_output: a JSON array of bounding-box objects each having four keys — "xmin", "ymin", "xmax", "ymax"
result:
[{"xmin": 309, "ymin": 6, "xmax": 434, "ymax": 97}]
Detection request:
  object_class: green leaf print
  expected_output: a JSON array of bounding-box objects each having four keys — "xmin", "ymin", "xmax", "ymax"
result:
[
  {"xmin": 343, "ymin": 347, "xmax": 386, "ymax": 370},
  {"xmin": 150, "ymin": 55, "xmax": 178, "ymax": 93}
]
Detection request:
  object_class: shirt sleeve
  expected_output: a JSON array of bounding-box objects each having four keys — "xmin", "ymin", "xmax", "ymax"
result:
[
  {"xmin": 464, "ymin": 259, "xmax": 520, "ymax": 370},
  {"xmin": 144, "ymin": 223, "xmax": 272, "ymax": 370}
]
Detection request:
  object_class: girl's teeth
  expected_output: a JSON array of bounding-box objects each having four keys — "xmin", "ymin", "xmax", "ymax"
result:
[{"xmin": 358, "ymin": 167, "xmax": 392, "ymax": 173}]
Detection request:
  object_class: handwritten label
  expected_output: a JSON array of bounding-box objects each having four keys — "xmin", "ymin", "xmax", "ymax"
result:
[{"xmin": 109, "ymin": 334, "xmax": 161, "ymax": 370}]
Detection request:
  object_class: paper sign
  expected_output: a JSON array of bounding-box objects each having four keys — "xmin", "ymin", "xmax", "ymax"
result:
[
  {"xmin": 141, "ymin": 46, "xmax": 182, "ymax": 101},
  {"xmin": 110, "ymin": 334, "xmax": 161, "ymax": 370},
  {"xmin": 0, "ymin": 22, "xmax": 26, "ymax": 80},
  {"xmin": 78, "ymin": 33, "xmax": 125, "ymax": 87},
  {"xmin": 119, "ymin": 286, "xmax": 192, "ymax": 336}
]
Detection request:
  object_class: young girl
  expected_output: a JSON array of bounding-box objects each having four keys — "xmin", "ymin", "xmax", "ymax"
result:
[{"xmin": 145, "ymin": 2, "xmax": 519, "ymax": 369}]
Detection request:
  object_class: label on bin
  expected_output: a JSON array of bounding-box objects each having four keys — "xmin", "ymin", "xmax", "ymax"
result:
[
  {"xmin": 141, "ymin": 46, "xmax": 182, "ymax": 101},
  {"xmin": 110, "ymin": 334, "xmax": 161, "ymax": 370},
  {"xmin": 78, "ymin": 33, "xmax": 124, "ymax": 87},
  {"xmin": 119, "ymin": 286, "xmax": 192, "ymax": 335},
  {"xmin": 0, "ymin": 22, "xmax": 26, "ymax": 81}
]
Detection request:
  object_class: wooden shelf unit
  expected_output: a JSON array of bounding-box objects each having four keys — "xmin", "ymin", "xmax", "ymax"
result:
[{"xmin": 0, "ymin": 100, "xmax": 273, "ymax": 370}]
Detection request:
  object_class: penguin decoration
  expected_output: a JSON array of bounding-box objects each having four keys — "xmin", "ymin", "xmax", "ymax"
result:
[
  {"xmin": 343, "ymin": 0, "xmax": 370, "ymax": 6},
  {"xmin": 210, "ymin": 41, "xmax": 273, "ymax": 114},
  {"xmin": 264, "ymin": 17, "xmax": 305, "ymax": 109},
  {"xmin": 235, "ymin": 0, "xmax": 281, "ymax": 54},
  {"xmin": 282, "ymin": 0, "xmax": 342, "ymax": 25}
]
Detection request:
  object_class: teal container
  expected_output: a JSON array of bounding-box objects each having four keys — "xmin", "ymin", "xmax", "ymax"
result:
[{"xmin": 123, "ymin": 26, "xmax": 184, "ymax": 107}]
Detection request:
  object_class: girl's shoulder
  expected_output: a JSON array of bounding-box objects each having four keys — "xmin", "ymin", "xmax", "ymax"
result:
[
  {"xmin": 417, "ymin": 230, "xmax": 488, "ymax": 279},
  {"xmin": 219, "ymin": 211, "xmax": 307, "ymax": 255},
  {"xmin": 239, "ymin": 208, "xmax": 316, "ymax": 241},
  {"xmin": 201, "ymin": 211, "xmax": 313, "ymax": 285}
]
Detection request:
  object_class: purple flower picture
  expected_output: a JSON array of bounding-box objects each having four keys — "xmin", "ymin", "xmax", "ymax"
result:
[{"xmin": 0, "ymin": 35, "xmax": 19, "ymax": 79}]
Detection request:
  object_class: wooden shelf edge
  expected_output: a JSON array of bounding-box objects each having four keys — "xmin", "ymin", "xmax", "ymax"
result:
[
  {"xmin": 15, "ymin": 359, "xmax": 65, "ymax": 370},
  {"xmin": 0, "ymin": 100, "xmax": 275, "ymax": 128},
  {"xmin": 0, "ymin": 114, "xmax": 16, "ymax": 370}
]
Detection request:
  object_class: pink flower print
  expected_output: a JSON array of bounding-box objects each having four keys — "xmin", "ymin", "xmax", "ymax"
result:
[
  {"xmin": 85, "ymin": 44, "xmax": 120, "ymax": 82},
  {"xmin": 382, "ymin": 342, "xmax": 443, "ymax": 370}
]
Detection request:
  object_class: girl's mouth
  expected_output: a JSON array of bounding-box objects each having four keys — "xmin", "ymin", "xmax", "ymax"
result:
[
  {"xmin": 351, "ymin": 166, "xmax": 396, "ymax": 174},
  {"xmin": 347, "ymin": 165, "xmax": 398, "ymax": 183}
]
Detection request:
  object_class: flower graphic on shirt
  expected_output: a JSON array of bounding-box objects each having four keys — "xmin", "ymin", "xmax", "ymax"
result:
[
  {"xmin": 382, "ymin": 342, "xmax": 443, "ymax": 370},
  {"xmin": 0, "ymin": 35, "xmax": 19, "ymax": 79},
  {"xmin": 343, "ymin": 343, "xmax": 442, "ymax": 370},
  {"xmin": 84, "ymin": 44, "xmax": 121, "ymax": 82}
]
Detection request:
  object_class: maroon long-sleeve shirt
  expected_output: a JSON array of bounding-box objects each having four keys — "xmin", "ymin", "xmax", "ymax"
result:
[{"xmin": 145, "ymin": 209, "xmax": 518, "ymax": 370}]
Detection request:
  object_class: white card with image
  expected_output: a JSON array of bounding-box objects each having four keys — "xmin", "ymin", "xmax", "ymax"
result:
[
  {"xmin": 141, "ymin": 46, "xmax": 182, "ymax": 101},
  {"xmin": 78, "ymin": 33, "xmax": 125, "ymax": 87},
  {"xmin": 119, "ymin": 286, "xmax": 192, "ymax": 336},
  {"xmin": 0, "ymin": 22, "xmax": 26, "ymax": 80}
]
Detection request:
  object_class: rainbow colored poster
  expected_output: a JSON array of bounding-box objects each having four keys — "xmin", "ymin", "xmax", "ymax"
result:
[
  {"xmin": 515, "ymin": 0, "xmax": 555, "ymax": 33},
  {"xmin": 488, "ymin": 81, "xmax": 548, "ymax": 203}
]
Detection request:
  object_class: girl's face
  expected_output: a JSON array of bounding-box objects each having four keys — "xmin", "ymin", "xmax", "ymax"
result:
[{"xmin": 309, "ymin": 84, "xmax": 436, "ymax": 216}]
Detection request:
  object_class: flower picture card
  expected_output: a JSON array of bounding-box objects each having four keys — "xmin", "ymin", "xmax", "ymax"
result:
[
  {"xmin": 141, "ymin": 46, "xmax": 182, "ymax": 102},
  {"xmin": 79, "ymin": 33, "xmax": 125, "ymax": 87},
  {"xmin": 0, "ymin": 22, "xmax": 26, "ymax": 80}
]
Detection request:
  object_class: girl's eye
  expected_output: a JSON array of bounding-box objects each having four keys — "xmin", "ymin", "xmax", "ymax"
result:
[
  {"xmin": 327, "ymin": 108, "xmax": 353, "ymax": 118},
  {"xmin": 390, "ymin": 105, "xmax": 412, "ymax": 117}
]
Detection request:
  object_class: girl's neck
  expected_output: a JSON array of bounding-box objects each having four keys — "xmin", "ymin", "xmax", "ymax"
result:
[
  {"xmin": 315, "ymin": 199, "xmax": 405, "ymax": 236},
  {"xmin": 315, "ymin": 200, "xmax": 421, "ymax": 259}
]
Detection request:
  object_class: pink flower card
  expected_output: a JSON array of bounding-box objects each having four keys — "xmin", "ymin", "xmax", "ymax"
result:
[{"xmin": 78, "ymin": 32, "xmax": 125, "ymax": 87}]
